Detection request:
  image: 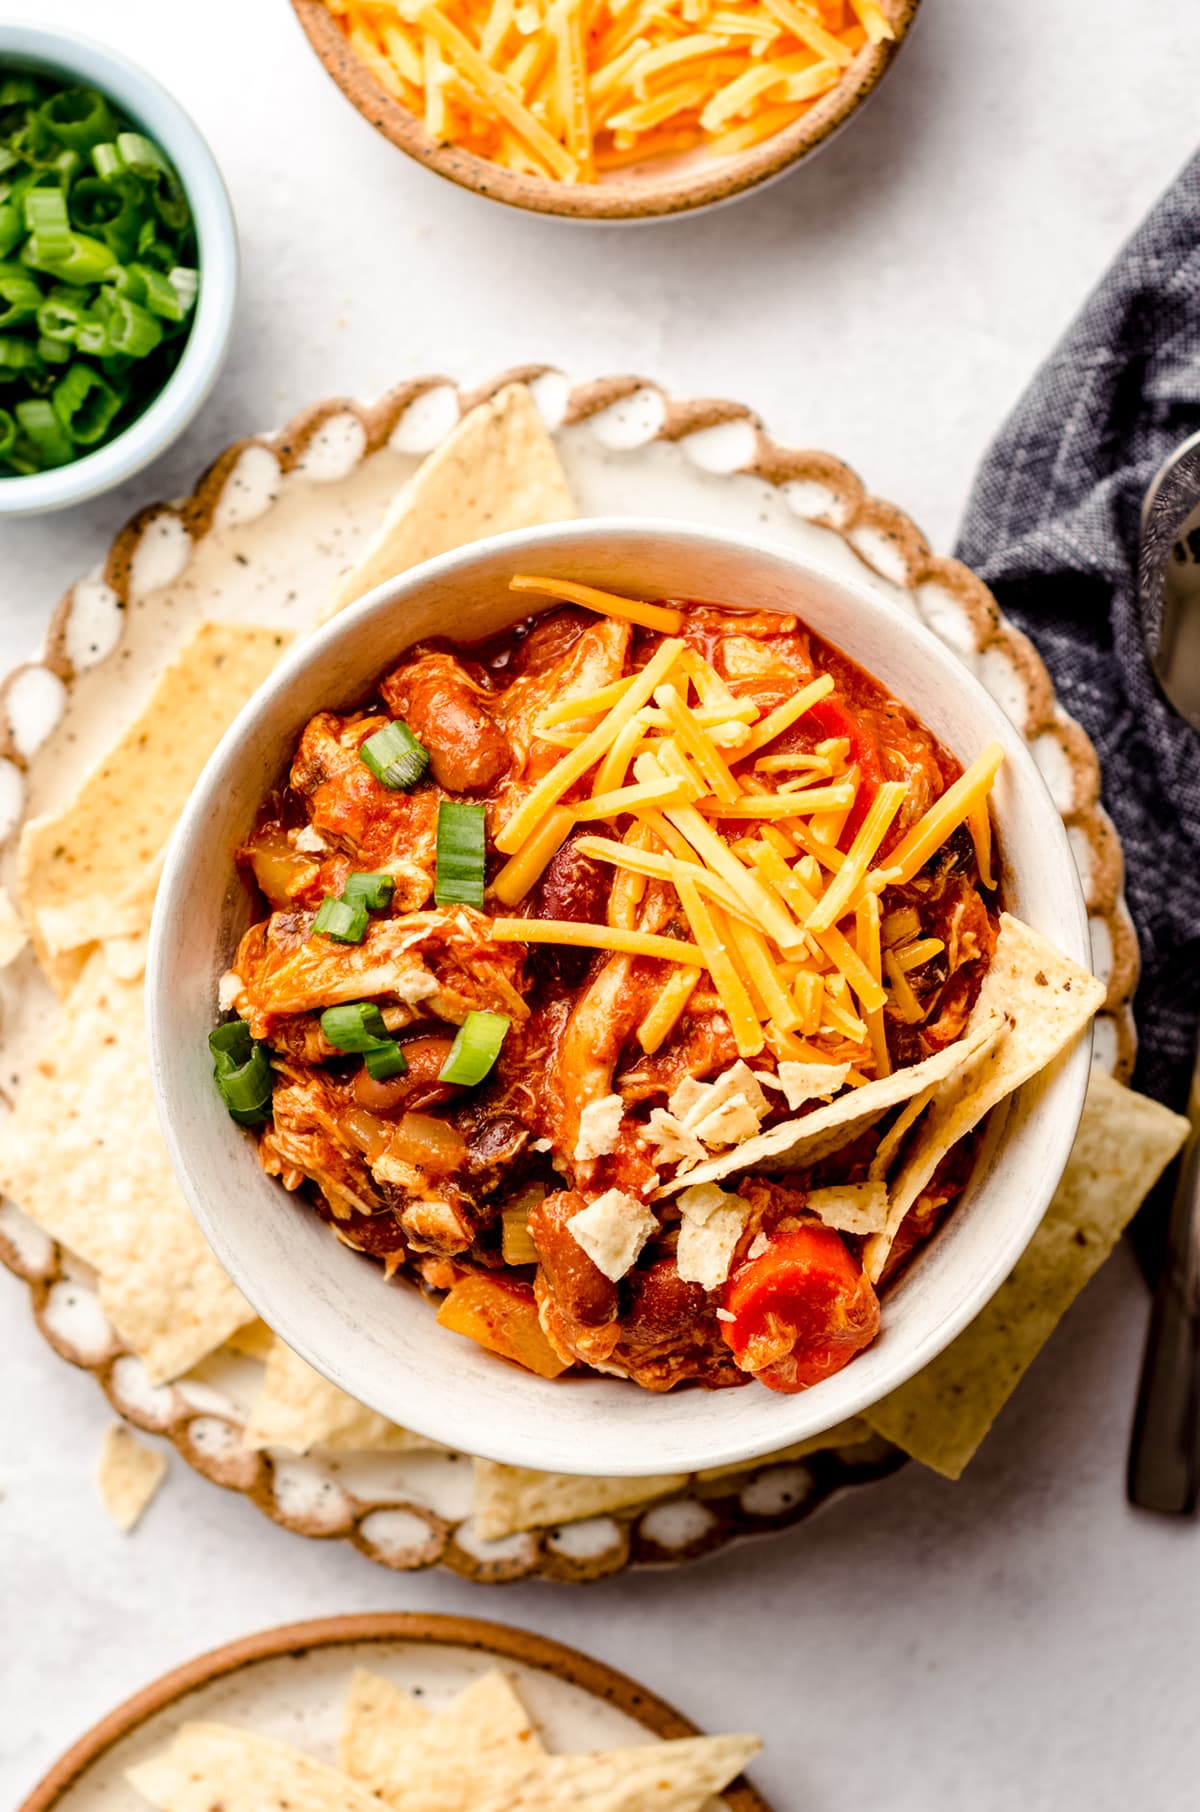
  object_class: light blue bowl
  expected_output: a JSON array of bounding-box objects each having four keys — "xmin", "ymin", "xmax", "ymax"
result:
[{"xmin": 0, "ymin": 24, "xmax": 238, "ymax": 515}]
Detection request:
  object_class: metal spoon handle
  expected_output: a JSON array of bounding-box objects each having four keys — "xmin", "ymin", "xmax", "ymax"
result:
[{"xmin": 1127, "ymin": 1043, "xmax": 1200, "ymax": 1513}]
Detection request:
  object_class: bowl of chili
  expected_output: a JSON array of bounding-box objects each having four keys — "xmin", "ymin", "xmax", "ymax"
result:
[
  {"xmin": 148, "ymin": 519, "xmax": 1097, "ymax": 1477},
  {"xmin": 0, "ymin": 25, "xmax": 236, "ymax": 515}
]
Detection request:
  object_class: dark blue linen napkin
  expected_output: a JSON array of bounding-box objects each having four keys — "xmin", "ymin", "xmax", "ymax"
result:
[{"xmin": 956, "ymin": 151, "xmax": 1200, "ymax": 1137}]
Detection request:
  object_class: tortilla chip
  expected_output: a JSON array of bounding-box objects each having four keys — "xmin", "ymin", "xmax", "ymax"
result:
[
  {"xmin": 656, "ymin": 1011, "xmax": 1005, "ymax": 1198},
  {"xmin": 0, "ymin": 884, "xmax": 27, "ymax": 967},
  {"xmin": 222, "ymin": 1317, "xmax": 277, "ymax": 1361},
  {"xmin": 96, "ymin": 1422, "xmax": 168, "ymax": 1532},
  {"xmin": 697, "ymin": 1418, "xmax": 873, "ymax": 1480},
  {"xmin": 472, "ymin": 1460, "xmax": 688, "ymax": 1541},
  {"xmin": 863, "ymin": 914, "xmax": 1106, "ymax": 1282},
  {"xmin": 339, "ymin": 1669, "xmax": 430, "ymax": 1779},
  {"xmin": 18, "ymin": 620, "xmax": 291, "ymax": 993},
  {"xmin": 127, "ymin": 1723, "xmax": 383, "ymax": 1812},
  {"xmin": 0, "ymin": 951, "xmax": 253, "ymax": 1381},
  {"xmin": 343, "ymin": 1671, "xmax": 545, "ymax": 1810},
  {"xmin": 243, "ymin": 1336, "xmax": 440, "ymax": 1454},
  {"xmin": 477, "ymin": 1734, "xmax": 760, "ymax": 1812},
  {"xmin": 865, "ymin": 1069, "xmax": 1187, "ymax": 1477},
  {"xmin": 325, "ymin": 383, "xmax": 575, "ymax": 621}
]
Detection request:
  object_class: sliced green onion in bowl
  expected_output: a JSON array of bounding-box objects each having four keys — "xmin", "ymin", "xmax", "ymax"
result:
[
  {"xmin": 363, "ymin": 1041, "xmax": 409, "ymax": 1081},
  {"xmin": 208, "ymin": 1019, "xmax": 272, "ymax": 1126},
  {"xmin": 312, "ymin": 895, "xmax": 369, "ymax": 943},
  {"xmin": 341, "ymin": 870, "xmax": 396, "ymax": 911},
  {"xmin": 52, "ymin": 363, "xmax": 121, "ymax": 444},
  {"xmin": 24, "ymin": 184, "xmax": 70, "ymax": 261},
  {"xmin": 359, "ymin": 720, "xmax": 429, "ymax": 791},
  {"xmin": 320, "ymin": 1001, "xmax": 392, "ymax": 1052},
  {"xmin": 438, "ymin": 1010, "xmax": 510, "ymax": 1086},
  {"xmin": 39, "ymin": 87, "xmax": 118, "ymax": 153},
  {"xmin": 435, "ymin": 801, "xmax": 487, "ymax": 907},
  {"xmin": 15, "ymin": 397, "xmax": 72, "ymax": 467}
]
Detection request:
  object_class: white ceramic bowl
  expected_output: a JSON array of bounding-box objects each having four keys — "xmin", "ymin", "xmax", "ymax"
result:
[
  {"xmin": 0, "ymin": 25, "xmax": 237, "ymax": 516},
  {"xmin": 148, "ymin": 520, "xmax": 1092, "ymax": 1477}
]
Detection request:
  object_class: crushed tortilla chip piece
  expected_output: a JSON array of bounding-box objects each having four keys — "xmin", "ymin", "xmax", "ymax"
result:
[
  {"xmin": 18, "ymin": 621, "xmax": 291, "ymax": 995},
  {"xmin": 342, "ymin": 1670, "xmax": 545, "ymax": 1810},
  {"xmin": 472, "ymin": 1460, "xmax": 688, "ymax": 1540},
  {"xmin": 0, "ymin": 953, "xmax": 253, "ymax": 1381},
  {"xmin": 325, "ymin": 384, "xmax": 574, "ymax": 620},
  {"xmin": 96, "ymin": 1421, "xmax": 168, "ymax": 1532},
  {"xmin": 863, "ymin": 914, "xmax": 1107, "ymax": 1281},
  {"xmin": 243, "ymin": 1337, "xmax": 440, "ymax": 1454},
  {"xmin": 127, "ymin": 1722, "xmax": 383, "ymax": 1812},
  {"xmin": 865, "ymin": 1069, "xmax": 1187, "ymax": 1477}
]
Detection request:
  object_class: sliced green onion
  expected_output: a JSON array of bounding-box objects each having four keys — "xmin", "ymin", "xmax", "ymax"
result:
[
  {"xmin": 0, "ymin": 335, "xmax": 40, "ymax": 372},
  {"xmin": 52, "ymin": 363, "xmax": 122, "ymax": 445},
  {"xmin": 435, "ymin": 801, "xmax": 486, "ymax": 908},
  {"xmin": 21, "ymin": 228, "xmax": 115, "ymax": 283},
  {"xmin": 23, "ymin": 184, "xmax": 69, "ymax": 261},
  {"xmin": 90, "ymin": 139, "xmax": 125, "ymax": 181},
  {"xmin": 15, "ymin": 396, "xmax": 73, "ymax": 466},
  {"xmin": 0, "ymin": 77, "xmax": 44, "ymax": 107},
  {"xmin": 0, "ymin": 271, "xmax": 41, "ymax": 328},
  {"xmin": 341, "ymin": 871, "xmax": 395, "ymax": 912},
  {"xmin": 117, "ymin": 130, "xmax": 168, "ymax": 172},
  {"xmin": 39, "ymin": 88, "xmax": 118, "ymax": 152},
  {"xmin": 117, "ymin": 259, "xmax": 185, "ymax": 321},
  {"xmin": 36, "ymin": 289, "xmax": 86, "ymax": 342},
  {"xmin": 359, "ymin": 720, "xmax": 429, "ymax": 791},
  {"xmin": 37, "ymin": 334, "xmax": 70, "ymax": 364},
  {"xmin": 0, "ymin": 406, "xmax": 14, "ymax": 457},
  {"xmin": 209, "ymin": 1018, "xmax": 253, "ymax": 1063},
  {"xmin": 75, "ymin": 306, "xmax": 111, "ymax": 356},
  {"xmin": 312, "ymin": 895, "xmax": 369, "ymax": 944},
  {"xmin": 100, "ymin": 290, "xmax": 161, "ymax": 358},
  {"xmin": 320, "ymin": 1001, "xmax": 392, "ymax": 1051},
  {"xmin": 0, "ymin": 203, "xmax": 21, "ymax": 258},
  {"xmin": 363, "ymin": 1041, "xmax": 409, "ymax": 1081},
  {"xmin": 209, "ymin": 1020, "xmax": 273, "ymax": 1126},
  {"xmin": 168, "ymin": 265, "xmax": 199, "ymax": 314},
  {"xmin": 438, "ymin": 1011, "xmax": 510, "ymax": 1086}
]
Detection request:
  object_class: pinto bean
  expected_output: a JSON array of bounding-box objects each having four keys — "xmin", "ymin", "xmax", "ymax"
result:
[
  {"xmin": 532, "ymin": 831, "xmax": 609, "ymax": 925},
  {"xmin": 383, "ymin": 654, "xmax": 511, "ymax": 793},
  {"xmin": 529, "ymin": 1190, "xmax": 618, "ymax": 1328},
  {"xmin": 352, "ymin": 1034, "xmax": 458, "ymax": 1115}
]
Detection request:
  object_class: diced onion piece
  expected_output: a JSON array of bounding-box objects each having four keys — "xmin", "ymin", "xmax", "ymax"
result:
[{"xmin": 391, "ymin": 1110, "xmax": 468, "ymax": 1177}]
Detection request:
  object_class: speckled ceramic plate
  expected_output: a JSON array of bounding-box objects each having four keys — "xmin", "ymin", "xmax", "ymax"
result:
[
  {"xmin": 0, "ymin": 369, "xmax": 1138, "ymax": 1584},
  {"xmin": 17, "ymin": 1612, "xmax": 772, "ymax": 1811}
]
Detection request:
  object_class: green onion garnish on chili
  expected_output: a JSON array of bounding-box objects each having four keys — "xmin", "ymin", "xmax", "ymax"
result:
[
  {"xmin": 0, "ymin": 72, "xmax": 199, "ymax": 479},
  {"xmin": 438, "ymin": 1011, "xmax": 510, "ymax": 1086},
  {"xmin": 208, "ymin": 1020, "xmax": 272, "ymax": 1127},
  {"xmin": 435, "ymin": 800, "xmax": 487, "ymax": 907},
  {"xmin": 320, "ymin": 1002, "xmax": 391, "ymax": 1052},
  {"xmin": 363, "ymin": 1041, "xmax": 410, "ymax": 1081},
  {"xmin": 312, "ymin": 895, "xmax": 369, "ymax": 944},
  {"xmin": 341, "ymin": 870, "xmax": 395, "ymax": 911},
  {"xmin": 320, "ymin": 1002, "xmax": 409, "ymax": 1079},
  {"xmin": 359, "ymin": 720, "xmax": 429, "ymax": 791}
]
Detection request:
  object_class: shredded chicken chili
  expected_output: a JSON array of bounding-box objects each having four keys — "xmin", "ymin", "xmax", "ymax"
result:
[{"xmin": 218, "ymin": 585, "xmax": 1001, "ymax": 1394}]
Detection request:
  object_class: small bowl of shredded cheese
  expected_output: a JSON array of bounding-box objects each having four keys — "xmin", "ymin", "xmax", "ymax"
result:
[{"xmin": 291, "ymin": 0, "xmax": 919, "ymax": 220}]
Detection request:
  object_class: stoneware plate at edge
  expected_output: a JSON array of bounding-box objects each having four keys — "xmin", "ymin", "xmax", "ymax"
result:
[
  {"xmin": 17, "ymin": 1612, "xmax": 772, "ymax": 1812},
  {"xmin": 0, "ymin": 367, "xmax": 1139, "ymax": 1587}
]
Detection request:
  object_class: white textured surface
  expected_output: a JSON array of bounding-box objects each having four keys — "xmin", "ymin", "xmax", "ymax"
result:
[{"xmin": 1, "ymin": 2, "xmax": 1197, "ymax": 1810}]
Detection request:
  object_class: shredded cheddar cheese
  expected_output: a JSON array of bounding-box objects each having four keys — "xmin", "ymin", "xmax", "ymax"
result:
[
  {"xmin": 478, "ymin": 590, "xmax": 1001, "ymax": 1093},
  {"xmin": 322, "ymin": 0, "xmax": 888, "ymax": 185}
]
